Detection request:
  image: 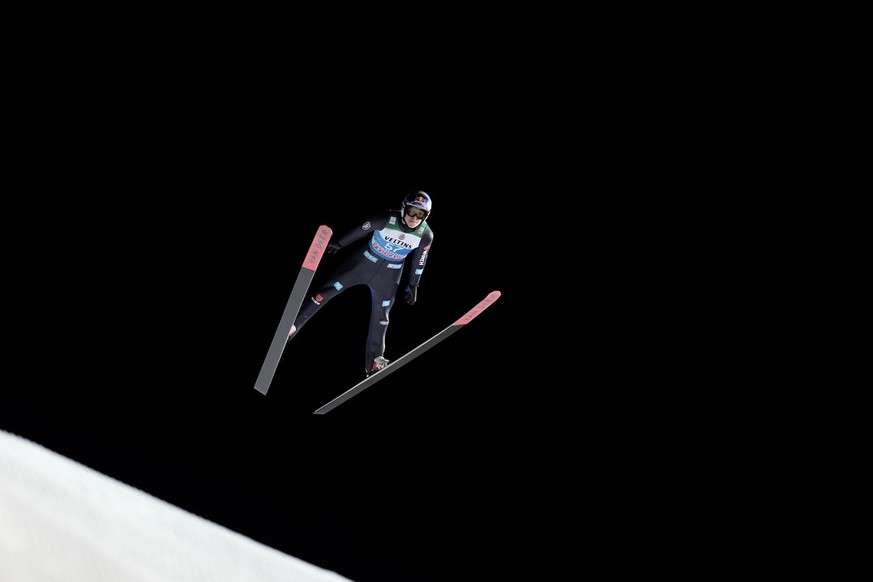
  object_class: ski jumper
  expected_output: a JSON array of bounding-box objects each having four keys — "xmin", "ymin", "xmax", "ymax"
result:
[{"xmin": 293, "ymin": 210, "xmax": 434, "ymax": 374}]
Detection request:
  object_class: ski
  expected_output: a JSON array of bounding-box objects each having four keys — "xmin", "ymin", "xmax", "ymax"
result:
[
  {"xmin": 254, "ymin": 225, "xmax": 333, "ymax": 395},
  {"xmin": 312, "ymin": 290, "xmax": 502, "ymax": 414}
]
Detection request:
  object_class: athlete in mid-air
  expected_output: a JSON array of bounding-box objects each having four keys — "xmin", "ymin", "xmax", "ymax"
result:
[{"xmin": 287, "ymin": 191, "xmax": 434, "ymax": 376}]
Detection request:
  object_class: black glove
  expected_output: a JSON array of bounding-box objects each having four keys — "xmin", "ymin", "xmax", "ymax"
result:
[
  {"xmin": 404, "ymin": 284, "xmax": 418, "ymax": 306},
  {"xmin": 327, "ymin": 242, "xmax": 342, "ymax": 254}
]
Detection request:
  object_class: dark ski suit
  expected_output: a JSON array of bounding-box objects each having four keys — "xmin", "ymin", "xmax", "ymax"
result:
[{"xmin": 292, "ymin": 209, "xmax": 434, "ymax": 374}]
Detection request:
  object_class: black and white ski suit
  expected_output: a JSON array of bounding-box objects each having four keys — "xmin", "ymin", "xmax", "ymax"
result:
[{"xmin": 292, "ymin": 209, "xmax": 434, "ymax": 374}]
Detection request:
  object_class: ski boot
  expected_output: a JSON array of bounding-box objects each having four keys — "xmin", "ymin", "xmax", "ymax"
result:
[{"xmin": 367, "ymin": 356, "xmax": 390, "ymax": 377}]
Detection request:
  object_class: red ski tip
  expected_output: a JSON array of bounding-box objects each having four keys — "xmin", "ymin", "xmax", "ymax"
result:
[
  {"xmin": 302, "ymin": 225, "xmax": 333, "ymax": 271},
  {"xmin": 452, "ymin": 291, "xmax": 501, "ymax": 326}
]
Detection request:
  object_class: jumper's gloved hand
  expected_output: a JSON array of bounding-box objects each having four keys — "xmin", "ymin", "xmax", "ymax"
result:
[
  {"xmin": 327, "ymin": 242, "xmax": 342, "ymax": 254},
  {"xmin": 404, "ymin": 284, "xmax": 418, "ymax": 306}
]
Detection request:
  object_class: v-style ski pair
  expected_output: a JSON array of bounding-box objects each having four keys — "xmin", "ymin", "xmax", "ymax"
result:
[{"xmin": 253, "ymin": 225, "xmax": 501, "ymax": 414}]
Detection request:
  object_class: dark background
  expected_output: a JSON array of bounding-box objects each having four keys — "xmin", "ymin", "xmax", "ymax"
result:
[{"xmin": 2, "ymin": 50, "xmax": 840, "ymax": 580}]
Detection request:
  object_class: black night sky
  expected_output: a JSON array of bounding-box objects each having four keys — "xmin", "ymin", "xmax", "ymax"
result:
[{"xmin": 2, "ymin": 70, "xmax": 836, "ymax": 581}]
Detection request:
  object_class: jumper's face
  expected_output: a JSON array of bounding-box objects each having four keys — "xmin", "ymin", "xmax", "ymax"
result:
[{"xmin": 403, "ymin": 206, "xmax": 425, "ymax": 227}]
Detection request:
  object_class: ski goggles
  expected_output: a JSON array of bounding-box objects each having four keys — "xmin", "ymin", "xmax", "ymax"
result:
[{"xmin": 405, "ymin": 206, "xmax": 427, "ymax": 220}]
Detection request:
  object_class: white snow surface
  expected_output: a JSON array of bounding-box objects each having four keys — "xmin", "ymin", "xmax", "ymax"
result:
[{"xmin": 0, "ymin": 428, "xmax": 354, "ymax": 582}]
